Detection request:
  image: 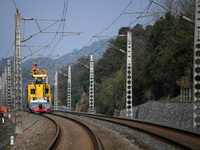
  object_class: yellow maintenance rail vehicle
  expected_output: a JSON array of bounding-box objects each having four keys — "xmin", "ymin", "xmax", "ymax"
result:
[{"xmin": 27, "ymin": 63, "xmax": 52, "ymax": 112}]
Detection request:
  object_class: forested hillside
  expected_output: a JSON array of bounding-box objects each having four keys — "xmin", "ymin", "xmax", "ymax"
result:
[
  {"xmin": 143, "ymin": 12, "xmax": 193, "ymax": 100},
  {"xmin": 57, "ymin": 1, "xmax": 194, "ymax": 115}
]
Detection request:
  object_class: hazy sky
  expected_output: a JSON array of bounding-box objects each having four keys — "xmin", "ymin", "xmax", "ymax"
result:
[{"xmin": 0, "ymin": 0, "xmax": 157, "ymax": 61}]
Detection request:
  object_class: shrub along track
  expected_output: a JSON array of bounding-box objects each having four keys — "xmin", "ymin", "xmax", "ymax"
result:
[
  {"xmin": 44, "ymin": 113, "xmax": 102, "ymax": 150},
  {"xmin": 54, "ymin": 111, "xmax": 200, "ymax": 150}
]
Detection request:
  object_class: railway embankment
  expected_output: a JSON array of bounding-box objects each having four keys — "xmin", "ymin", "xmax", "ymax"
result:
[{"xmin": 120, "ymin": 101, "xmax": 197, "ymax": 133}]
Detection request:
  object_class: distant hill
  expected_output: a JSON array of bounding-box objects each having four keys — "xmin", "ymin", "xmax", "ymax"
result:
[
  {"xmin": 22, "ymin": 38, "xmax": 109, "ymax": 85},
  {"xmin": 57, "ymin": 38, "xmax": 109, "ymax": 66}
]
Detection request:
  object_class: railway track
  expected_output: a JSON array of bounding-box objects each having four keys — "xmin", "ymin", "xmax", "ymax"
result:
[
  {"xmin": 53, "ymin": 110, "xmax": 200, "ymax": 150},
  {"xmin": 42, "ymin": 114, "xmax": 60, "ymax": 150},
  {"xmin": 44, "ymin": 113, "xmax": 102, "ymax": 150}
]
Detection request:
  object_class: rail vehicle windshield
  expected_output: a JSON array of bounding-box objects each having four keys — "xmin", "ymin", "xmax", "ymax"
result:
[
  {"xmin": 31, "ymin": 89, "xmax": 35, "ymax": 94},
  {"xmin": 45, "ymin": 89, "xmax": 49, "ymax": 94}
]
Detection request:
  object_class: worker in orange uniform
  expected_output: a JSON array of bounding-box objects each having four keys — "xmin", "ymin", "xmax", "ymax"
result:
[
  {"xmin": 1, "ymin": 106, "xmax": 4, "ymax": 118},
  {"xmin": 33, "ymin": 62, "xmax": 38, "ymax": 73},
  {"xmin": 4, "ymin": 107, "xmax": 7, "ymax": 113},
  {"xmin": 3, "ymin": 107, "xmax": 7, "ymax": 118}
]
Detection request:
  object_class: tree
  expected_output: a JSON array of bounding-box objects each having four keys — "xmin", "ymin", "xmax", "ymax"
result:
[{"xmin": 143, "ymin": 12, "xmax": 193, "ymax": 100}]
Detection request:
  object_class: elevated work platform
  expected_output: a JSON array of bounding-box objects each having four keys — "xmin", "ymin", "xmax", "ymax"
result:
[{"xmin": 30, "ymin": 68, "xmax": 47, "ymax": 78}]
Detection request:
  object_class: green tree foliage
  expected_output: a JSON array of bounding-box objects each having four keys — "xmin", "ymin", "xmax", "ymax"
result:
[
  {"xmin": 80, "ymin": 69, "xmax": 89, "ymax": 93},
  {"xmin": 94, "ymin": 37, "xmax": 127, "ymax": 84},
  {"xmin": 143, "ymin": 12, "xmax": 193, "ymax": 99},
  {"xmin": 95, "ymin": 68, "xmax": 126, "ymax": 115}
]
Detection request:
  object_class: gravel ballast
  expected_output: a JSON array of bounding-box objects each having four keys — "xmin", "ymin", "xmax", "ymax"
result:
[{"xmin": 11, "ymin": 112, "xmax": 56, "ymax": 150}]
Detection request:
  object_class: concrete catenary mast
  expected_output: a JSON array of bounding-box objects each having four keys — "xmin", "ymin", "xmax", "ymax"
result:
[
  {"xmin": 7, "ymin": 58, "xmax": 12, "ymax": 118},
  {"xmin": 67, "ymin": 65, "xmax": 71, "ymax": 111},
  {"xmin": 126, "ymin": 31, "xmax": 133, "ymax": 119},
  {"xmin": 3, "ymin": 66, "xmax": 7, "ymax": 107},
  {"xmin": 54, "ymin": 71, "xmax": 58, "ymax": 110},
  {"xmin": 88, "ymin": 54, "xmax": 95, "ymax": 113},
  {"xmin": 14, "ymin": 11, "xmax": 23, "ymax": 133},
  {"xmin": 193, "ymin": 0, "xmax": 200, "ymax": 129}
]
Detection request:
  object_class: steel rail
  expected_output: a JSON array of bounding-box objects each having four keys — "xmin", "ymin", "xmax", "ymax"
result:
[
  {"xmin": 53, "ymin": 110, "xmax": 200, "ymax": 150},
  {"xmin": 44, "ymin": 114, "xmax": 60, "ymax": 150},
  {"xmin": 48, "ymin": 113, "xmax": 102, "ymax": 150}
]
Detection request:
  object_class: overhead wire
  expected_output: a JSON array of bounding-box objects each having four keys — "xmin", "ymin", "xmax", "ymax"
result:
[
  {"xmin": 36, "ymin": 0, "xmax": 153, "ymax": 75},
  {"xmin": 62, "ymin": 0, "xmax": 69, "ymax": 33},
  {"xmin": 128, "ymin": 2, "xmax": 152, "ymax": 28},
  {"xmin": 57, "ymin": 0, "xmax": 135, "ymax": 70},
  {"xmin": 1, "ymin": 0, "xmax": 17, "ymax": 61},
  {"xmin": 12, "ymin": 0, "xmax": 18, "ymax": 11},
  {"xmin": 39, "ymin": 0, "xmax": 69, "ymax": 66},
  {"xmin": 41, "ymin": 0, "xmax": 134, "ymax": 71},
  {"xmin": 96, "ymin": 0, "xmax": 134, "ymax": 36},
  {"xmin": 53, "ymin": 0, "xmax": 137, "ymax": 73},
  {"xmin": 20, "ymin": 0, "xmax": 69, "ymax": 66},
  {"xmin": 2, "ymin": 41, "xmax": 15, "ymax": 59}
]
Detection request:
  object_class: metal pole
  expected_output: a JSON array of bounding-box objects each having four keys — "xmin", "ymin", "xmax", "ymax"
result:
[
  {"xmin": 0, "ymin": 76, "xmax": 2, "ymax": 104},
  {"xmin": 12, "ymin": 63, "xmax": 15, "ymax": 123},
  {"xmin": 14, "ymin": 12, "xmax": 23, "ymax": 133},
  {"xmin": 4, "ymin": 66, "xmax": 7, "ymax": 107},
  {"xmin": 7, "ymin": 58, "xmax": 12, "ymax": 118},
  {"xmin": 67, "ymin": 65, "xmax": 71, "ymax": 111},
  {"xmin": 54, "ymin": 71, "xmax": 58, "ymax": 110},
  {"xmin": 193, "ymin": 0, "xmax": 200, "ymax": 129},
  {"xmin": 88, "ymin": 54, "xmax": 95, "ymax": 113},
  {"xmin": 1, "ymin": 73, "xmax": 4, "ymax": 106},
  {"xmin": 126, "ymin": 31, "xmax": 133, "ymax": 119}
]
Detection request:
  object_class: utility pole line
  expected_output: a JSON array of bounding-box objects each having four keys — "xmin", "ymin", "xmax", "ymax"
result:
[
  {"xmin": 54, "ymin": 71, "xmax": 58, "ymax": 110},
  {"xmin": 193, "ymin": 0, "xmax": 200, "ymax": 130},
  {"xmin": 88, "ymin": 54, "xmax": 95, "ymax": 113},
  {"xmin": 3, "ymin": 66, "xmax": 7, "ymax": 108},
  {"xmin": 126, "ymin": 31, "xmax": 133, "ymax": 119},
  {"xmin": 7, "ymin": 58, "xmax": 12, "ymax": 119},
  {"xmin": 67, "ymin": 65, "xmax": 71, "ymax": 111},
  {"xmin": 0, "ymin": 76, "xmax": 2, "ymax": 104},
  {"xmin": 1, "ymin": 73, "xmax": 4, "ymax": 106},
  {"xmin": 14, "ymin": 11, "xmax": 23, "ymax": 133}
]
